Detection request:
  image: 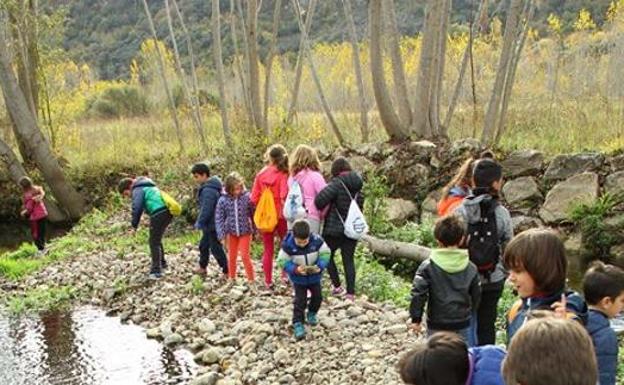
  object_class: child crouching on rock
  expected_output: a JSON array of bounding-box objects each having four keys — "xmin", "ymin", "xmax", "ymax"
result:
[{"xmin": 278, "ymin": 219, "xmax": 330, "ymax": 340}]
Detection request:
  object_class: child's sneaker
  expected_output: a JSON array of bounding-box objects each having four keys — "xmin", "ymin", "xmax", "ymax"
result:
[
  {"xmin": 195, "ymin": 267, "xmax": 207, "ymax": 276},
  {"xmin": 331, "ymin": 286, "xmax": 345, "ymax": 296},
  {"xmin": 306, "ymin": 312, "xmax": 319, "ymax": 326},
  {"xmin": 148, "ymin": 272, "xmax": 162, "ymax": 280},
  {"xmin": 293, "ymin": 322, "xmax": 306, "ymax": 340},
  {"xmin": 345, "ymin": 294, "xmax": 355, "ymax": 302}
]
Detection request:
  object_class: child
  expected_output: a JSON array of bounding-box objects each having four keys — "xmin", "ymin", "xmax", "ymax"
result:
[
  {"xmin": 19, "ymin": 177, "xmax": 48, "ymax": 254},
  {"xmin": 398, "ymin": 331, "xmax": 506, "ymax": 385},
  {"xmin": 314, "ymin": 157, "xmax": 364, "ymax": 301},
  {"xmin": 118, "ymin": 176, "xmax": 172, "ymax": 279},
  {"xmin": 251, "ymin": 144, "xmax": 289, "ymax": 289},
  {"xmin": 502, "ymin": 318, "xmax": 598, "ymax": 385},
  {"xmin": 504, "ymin": 228, "xmax": 588, "ymax": 342},
  {"xmin": 287, "ymin": 145, "xmax": 327, "ymax": 233},
  {"xmin": 454, "ymin": 158, "xmax": 513, "ymax": 345},
  {"xmin": 215, "ymin": 172, "xmax": 255, "ymax": 282},
  {"xmin": 277, "ymin": 219, "xmax": 330, "ymax": 340},
  {"xmin": 409, "ymin": 215, "xmax": 481, "ymax": 346},
  {"xmin": 582, "ymin": 261, "xmax": 624, "ymax": 385},
  {"xmin": 191, "ymin": 163, "xmax": 228, "ymax": 277}
]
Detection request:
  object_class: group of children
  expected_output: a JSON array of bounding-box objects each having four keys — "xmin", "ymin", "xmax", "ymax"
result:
[
  {"xmin": 117, "ymin": 144, "xmax": 365, "ymax": 340},
  {"xmin": 403, "ymin": 155, "xmax": 624, "ymax": 385}
]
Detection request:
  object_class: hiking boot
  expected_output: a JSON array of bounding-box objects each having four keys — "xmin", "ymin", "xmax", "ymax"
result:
[
  {"xmin": 306, "ymin": 312, "xmax": 319, "ymax": 326},
  {"xmin": 293, "ymin": 322, "xmax": 306, "ymax": 340},
  {"xmin": 331, "ymin": 286, "xmax": 345, "ymax": 296},
  {"xmin": 148, "ymin": 272, "xmax": 162, "ymax": 280},
  {"xmin": 195, "ymin": 267, "xmax": 207, "ymax": 276}
]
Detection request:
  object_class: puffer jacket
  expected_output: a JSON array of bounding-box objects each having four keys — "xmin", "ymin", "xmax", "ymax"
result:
[
  {"xmin": 410, "ymin": 249, "xmax": 481, "ymax": 330},
  {"xmin": 131, "ymin": 177, "xmax": 167, "ymax": 228},
  {"xmin": 314, "ymin": 171, "xmax": 364, "ymax": 238},
  {"xmin": 467, "ymin": 345, "xmax": 507, "ymax": 385},
  {"xmin": 215, "ymin": 192, "xmax": 255, "ymax": 240},
  {"xmin": 251, "ymin": 165, "xmax": 289, "ymax": 220},
  {"xmin": 195, "ymin": 177, "xmax": 223, "ymax": 232},
  {"xmin": 506, "ymin": 290, "xmax": 588, "ymax": 343},
  {"xmin": 277, "ymin": 233, "xmax": 330, "ymax": 286},
  {"xmin": 586, "ymin": 309, "xmax": 618, "ymax": 385}
]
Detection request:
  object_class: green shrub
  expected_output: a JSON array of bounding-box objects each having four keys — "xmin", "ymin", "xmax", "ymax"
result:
[
  {"xmin": 7, "ymin": 286, "xmax": 77, "ymax": 314},
  {"xmin": 87, "ymin": 85, "xmax": 149, "ymax": 118},
  {"xmin": 3, "ymin": 243, "xmax": 37, "ymax": 260}
]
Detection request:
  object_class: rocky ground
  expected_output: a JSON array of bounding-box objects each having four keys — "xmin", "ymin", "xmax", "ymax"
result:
[{"xmin": 6, "ymin": 220, "xmax": 420, "ymax": 385}]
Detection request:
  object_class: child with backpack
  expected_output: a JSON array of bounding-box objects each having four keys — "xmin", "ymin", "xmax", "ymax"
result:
[
  {"xmin": 454, "ymin": 158, "xmax": 513, "ymax": 345},
  {"xmin": 409, "ymin": 215, "xmax": 481, "ymax": 346},
  {"xmin": 314, "ymin": 157, "xmax": 366, "ymax": 301},
  {"xmin": 251, "ymin": 144, "xmax": 289, "ymax": 289},
  {"xmin": 284, "ymin": 145, "xmax": 327, "ymax": 233},
  {"xmin": 504, "ymin": 228, "xmax": 588, "ymax": 342},
  {"xmin": 215, "ymin": 172, "xmax": 255, "ymax": 282},
  {"xmin": 192, "ymin": 163, "xmax": 228, "ymax": 277},
  {"xmin": 19, "ymin": 176, "xmax": 48, "ymax": 255},
  {"xmin": 277, "ymin": 219, "xmax": 330, "ymax": 340},
  {"xmin": 118, "ymin": 176, "xmax": 175, "ymax": 280},
  {"xmin": 398, "ymin": 332, "xmax": 506, "ymax": 385},
  {"xmin": 582, "ymin": 261, "xmax": 624, "ymax": 385}
]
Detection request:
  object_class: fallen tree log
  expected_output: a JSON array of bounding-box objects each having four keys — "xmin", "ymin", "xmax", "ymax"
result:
[{"xmin": 361, "ymin": 234, "xmax": 431, "ymax": 263}]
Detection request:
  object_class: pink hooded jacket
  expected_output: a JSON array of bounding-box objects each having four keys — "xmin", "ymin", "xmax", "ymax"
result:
[
  {"xmin": 23, "ymin": 188, "xmax": 48, "ymax": 221},
  {"xmin": 288, "ymin": 168, "xmax": 327, "ymax": 221}
]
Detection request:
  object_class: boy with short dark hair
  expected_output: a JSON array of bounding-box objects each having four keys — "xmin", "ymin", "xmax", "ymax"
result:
[
  {"xmin": 410, "ymin": 215, "xmax": 481, "ymax": 346},
  {"xmin": 502, "ymin": 318, "xmax": 598, "ymax": 385},
  {"xmin": 582, "ymin": 261, "xmax": 624, "ymax": 385},
  {"xmin": 277, "ymin": 219, "xmax": 330, "ymax": 340},
  {"xmin": 118, "ymin": 176, "xmax": 172, "ymax": 280},
  {"xmin": 191, "ymin": 163, "xmax": 228, "ymax": 276}
]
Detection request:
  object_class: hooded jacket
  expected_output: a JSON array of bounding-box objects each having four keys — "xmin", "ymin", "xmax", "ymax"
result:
[
  {"xmin": 277, "ymin": 233, "xmax": 330, "ymax": 286},
  {"xmin": 215, "ymin": 191, "xmax": 255, "ymax": 240},
  {"xmin": 23, "ymin": 188, "xmax": 48, "ymax": 221},
  {"xmin": 586, "ymin": 309, "xmax": 618, "ymax": 385},
  {"xmin": 314, "ymin": 171, "xmax": 364, "ymax": 239},
  {"xmin": 289, "ymin": 168, "xmax": 328, "ymax": 221},
  {"xmin": 437, "ymin": 186, "xmax": 470, "ymax": 217},
  {"xmin": 410, "ymin": 248, "xmax": 481, "ymax": 331},
  {"xmin": 251, "ymin": 165, "xmax": 289, "ymax": 220},
  {"xmin": 454, "ymin": 194, "xmax": 513, "ymax": 286},
  {"xmin": 467, "ymin": 345, "xmax": 507, "ymax": 385},
  {"xmin": 131, "ymin": 177, "xmax": 167, "ymax": 228},
  {"xmin": 506, "ymin": 289, "xmax": 588, "ymax": 343},
  {"xmin": 195, "ymin": 177, "xmax": 223, "ymax": 231}
]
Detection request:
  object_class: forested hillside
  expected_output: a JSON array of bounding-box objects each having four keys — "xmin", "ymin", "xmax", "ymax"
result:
[{"xmin": 44, "ymin": 0, "xmax": 613, "ymax": 79}]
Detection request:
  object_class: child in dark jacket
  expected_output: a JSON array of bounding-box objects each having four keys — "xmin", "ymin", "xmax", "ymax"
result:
[
  {"xmin": 582, "ymin": 261, "xmax": 624, "ymax": 385},
  {"xmin": 215, "ymin": 172, "xmax": 255, "ymax": 282},
  {"xmin": 314, "ymin": 157, "xmax": 364, "ymax": 301},
  {"xmin": 192, "ymin": 163, "xmax": 228, "ymax": 276},
  {"xmin": 410, "ymin": 215, "xmax": 481, "ymax": 346},
  {"xmin": 277, "ymin": 219, "xmax": 330, "ymax": 340},
  {"xmin": 398, "ymin": 331, "xmax": 506, "ymax": 385},
  {"xmin": 118, "ymin": 176, "xmax": 172, "ymax": 279},
  {"xmin": 19, "ymin": 177, "xmax": 48, "ymax": 254},
  {"xmin": 504, "ymin": 228, "xmax": 588, "ymax": 343}
]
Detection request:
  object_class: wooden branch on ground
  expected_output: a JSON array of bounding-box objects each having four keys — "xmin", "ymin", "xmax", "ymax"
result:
[{"xmin": 361, "ymin": 234, "xmax": 431, "ymax": 263}]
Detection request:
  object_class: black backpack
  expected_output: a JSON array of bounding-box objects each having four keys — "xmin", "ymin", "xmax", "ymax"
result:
[{"xmin": 467, "ymin": 200, "xmax": 500, "ymax": 277}]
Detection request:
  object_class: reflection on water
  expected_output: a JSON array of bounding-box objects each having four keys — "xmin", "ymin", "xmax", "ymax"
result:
[{"xmin": 0, "ymin": 307, "xmax": 197, "ymax": 385}]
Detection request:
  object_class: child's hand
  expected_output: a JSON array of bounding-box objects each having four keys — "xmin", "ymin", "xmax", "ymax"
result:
[
  {"xmin": 409, "ymin": 323, "xmax": 422, "ymax": 333},
  {"xmin": 308, "ymin": 266, "xmax": 321, "ymax": 274},
  {"xmin": 20, "ymin": 209, "xmax": 28, "ymax": 217},
  {"xmin": 551, "ymin": 294, "xmax": 568, "ymax": 319},
  {"xmin": 296, "ymin": 265, "xmax": 307, "ymax": 275}
]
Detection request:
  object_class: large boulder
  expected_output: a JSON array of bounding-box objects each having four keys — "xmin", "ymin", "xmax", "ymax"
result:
[
  {"xmin": 611, "ymin": 244, "xmax": 624, "ymax": 269},
  {"xmin": 502, "ymin": 150, "xmax": 544, "ymax": 177},
  {"xmin": 539, "ymin": 173, "xmax": 600, "ymax": 224},
  {"xmin": 385, "ymin": 198, "xmax": 419, "ymax": 225},
  {"xmin": 511, "ymin": 216, "xmax": 544, "ymax": 234},
  {"xmin": 451, "ymin": 138, "xmax": 483, "ymax": 155},
  {"xmin": 349, "ymin": 156, "xmax": 376, "ymax": 174},
  {"xmin": 408, "ymin": 140, "xmax": 437, "ymax": 159},
  {"xmin": 421, "ymin": 188, "xmax": 444, "ymax": 216},
  {"xmin": 610, "ymin": 154, "xmax": 624, "ymax": 172},
  {"xmin": 502, "ymin": 177, "xmax": 543, "ymax": 208},
  {"xmin": 564, "ymin": 232, "xmax": 584, "ymax": 275},
  {"xmin": 544, "ymin": 153, "xmax": 604, "ymax": 181},
  {"xmin": 605, "ymin": 171, "xmax": 624, "ymax": 196}
]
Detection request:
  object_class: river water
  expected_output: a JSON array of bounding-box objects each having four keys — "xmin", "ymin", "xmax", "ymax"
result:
[{"xmin": 0, "ymin": 307, "xmax": 198, "ymax": 385}]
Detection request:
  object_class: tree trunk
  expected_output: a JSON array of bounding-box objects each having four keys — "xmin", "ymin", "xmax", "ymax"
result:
[
  {"xmin": 164, "ymin": 0, "xmax": 208, "ymax": 153},
  {"xmin": 285, "ymin": 0, "xmax": 317, "ymax": 126},
  {"xmin": 141, "ymin": 0, "xmax": 184, "ymax": 153},
  {"xmin": 229, "ymin": 0, "xmax": 252, "ymax": 121},
  {"xmin": 481, "ymin": 0, "xmax": 524, "ymax": 144},
  {"xmin": 246, "ymin": 0, "xmax": 263, "ymax": 131},
  {"xmin": 291, "ymin": 0, "xmax": 347, "ymax": 147},
  {"xmin": 369, "ymin": 0, "xmax": 409, "ymax": 142},
  {"xmin": 383, "ymin": 0, "xmax": 412, "ymax": 128},
  {"xmin": 211, "ymin": 0, "xmax": 234, "ymax": 148},
  {"xmin": 262, "ymin": 0, "xmax": 282, "ymax": 135},
  {"xmin": 361, "ymin": 235, "xmax": 431, "ymax": 262},
  {"xmin": 0, "ymin": 32, "xmax": 86, "ymax": 220},
  {"xmin": 341, "ymin": 0, "xmax": 369, "ymax": 142},
  {"xmin": 430, "ymin": 0, "xmax": 451, "ymax": 138}
]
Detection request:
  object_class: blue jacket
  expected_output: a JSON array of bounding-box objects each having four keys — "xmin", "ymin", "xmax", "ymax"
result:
[
  {"xmin": 468, "ymin": 345, "xmax": 506, "ymax": 385},
  {"xmin": 131, "ymin": 177, "xmax": 167, "ymax": 229},
  {"xmin": 277, "ymin": 233, "xmax": 330, "ymax": 286},
  {"xmin": 587, "ymin": 309, "xmax": 618, "ymax": 385},
  {"xmin": 195, "ymin": 177, "xmax": 223, "ymax": 232},
  {"xmin": 506, "ymin": 289, "xmax": 588, "ymax": 343}
]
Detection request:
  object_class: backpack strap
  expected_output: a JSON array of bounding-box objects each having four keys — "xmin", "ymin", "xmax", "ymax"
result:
[
  {"xmin": 337, "ymin": 178, "xmax": 356, "ymax": 201},
  {"xmin": 507, "ymin": 299, "xmax": 523, "ymax": 324}
]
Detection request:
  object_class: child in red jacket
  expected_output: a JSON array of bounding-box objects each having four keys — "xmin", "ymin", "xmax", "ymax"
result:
[{"xmin": 19, "ymin": 177, "xmax": 48, "ymax": 254}]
